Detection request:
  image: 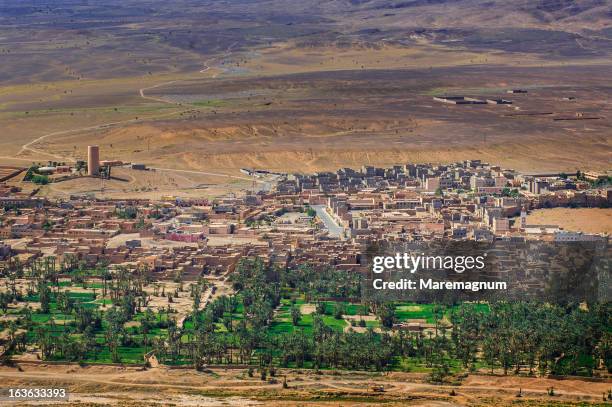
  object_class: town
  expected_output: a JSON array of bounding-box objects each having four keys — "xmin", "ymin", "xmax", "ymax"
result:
[
  {"xmin": 0, "ymin": 150, "xmax": 610, "ymax": 381},
  {"xmin": 2, "ymin": 153, "xmax": 610, "ymax": 282}
]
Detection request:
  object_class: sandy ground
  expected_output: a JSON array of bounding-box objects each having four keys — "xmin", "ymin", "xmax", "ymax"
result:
[
  {"xmin": 206, "ymin": 236, "xmax": 267, "ymax": 247},
  {"xmin": 1, "ymin": 40, "xmax": 611, "ymax": 181},
  {"xmin": 300, "ymin": 304, "xmax": 315, "ymax": 315},
  {"xmin": 0, "ymin": 363, "xmax": 609, "ymax": 406},
  {"xmin": 31, "ymin": 167, "xmax": 254, "ymax": 200},
  {"xmin": 527, "ymin": 208, "xmax": 612, "ymax": 235},
  {"xmin": 106, "ymin": 234, "xmax": 199, "ymax": 250},
  {"xmin": 238, "ymin": 40, "xmax": 612, "ymax": 78}
]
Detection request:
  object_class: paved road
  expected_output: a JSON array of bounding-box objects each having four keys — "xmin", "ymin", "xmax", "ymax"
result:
[{"xmin": 312, "ymin": 205, "xmax": 345, "ymax": 239}]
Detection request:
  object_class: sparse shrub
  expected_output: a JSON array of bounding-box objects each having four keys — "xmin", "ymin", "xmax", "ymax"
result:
[{"xmin": 32, "ymin": 175, "xmax": 49, "ymax": 185}]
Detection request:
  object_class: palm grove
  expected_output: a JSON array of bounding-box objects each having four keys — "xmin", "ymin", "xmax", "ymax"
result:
[{"xmin": 0, "ymin": 256, "xmax": 610, "ymax": 379}]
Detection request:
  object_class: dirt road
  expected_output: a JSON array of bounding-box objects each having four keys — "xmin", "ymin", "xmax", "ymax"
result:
[
  {"xmin": 15, "ymin": 41, "xmax": 240, "ymax": 165},
  {"xmin": 0, "ymin": 364, "xmax": 608, "ymax": 406},
  {"xmin": 16, "ymin": 109, "xmax": 186, "ymax": 162}
]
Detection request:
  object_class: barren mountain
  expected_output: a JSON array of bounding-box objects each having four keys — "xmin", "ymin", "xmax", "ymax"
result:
[
  {"xmin": 319, "ymin": 0, "xmax": 612, "ymax": 28},
  {"xmin": 0, "ymin": 0, "xmax": 610, "ymax": 176}
]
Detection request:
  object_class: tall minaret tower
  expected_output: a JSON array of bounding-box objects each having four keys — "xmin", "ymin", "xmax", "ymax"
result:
[{"xmin": 87, "ymin": 145, "xmax": 100, "ymax": 176}]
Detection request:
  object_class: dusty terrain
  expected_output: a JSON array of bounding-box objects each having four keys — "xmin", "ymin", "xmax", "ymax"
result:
[
  {"xmin": 36, "ymin": 167, "xmax": 257, "ymax": 200},
  {"xmin": 1, "ymin": 1, "xmax": 610, "ymax": 180},
  {"xmin": 527, "ymin": 208, "xmax": 612, "ymax": 234},
  {"xmin": 4, "ymin": 63, "xmax": 610, "ymax": 177},
  {"xmin": 0, "ymin": 363, "xmax": 610, "ymax": 406}
]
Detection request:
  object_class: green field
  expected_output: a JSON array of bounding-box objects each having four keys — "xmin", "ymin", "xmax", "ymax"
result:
[
  {"xmin": 1, "ymin": 265, "xmax": 603, "ymax": 379},
  {"xmin": 1, "ymin": 277, "xmax": 492, "ymax": 367}
]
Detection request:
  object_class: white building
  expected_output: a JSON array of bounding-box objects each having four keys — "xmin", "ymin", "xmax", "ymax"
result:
[{"xmin": 554, "ymin": 231, "xmax": 605, "ymax": 242}]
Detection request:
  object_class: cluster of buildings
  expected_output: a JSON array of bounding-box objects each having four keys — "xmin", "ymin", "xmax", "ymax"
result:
[
  {"xmin": 0, "ymin": 160, "xmax": 609, "ymax": 279},
  {"xmin": 433, "ymin": 96, "xmax": 513, "ymax": 105},
  {"xmin": 277, "ymin": 161, "xmax": 609, "ymax": 242},
  {"xmin": 432, "ymin": 89, "xmax": 524, "ymax": 106}
]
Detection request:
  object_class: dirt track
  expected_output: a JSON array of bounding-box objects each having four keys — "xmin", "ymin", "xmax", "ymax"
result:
[{"xmin": 0, "ymin": 363, "xmax": 609, "ymax": 406}]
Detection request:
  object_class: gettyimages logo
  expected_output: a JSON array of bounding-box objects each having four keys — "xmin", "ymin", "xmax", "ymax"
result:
[
  {"xmin": 372, "ymin": 253, "xmax": 486, "ymax": 274},
  {"xmin": 370, "ymin": 252, "xmax": 503, "ymax": 293}
]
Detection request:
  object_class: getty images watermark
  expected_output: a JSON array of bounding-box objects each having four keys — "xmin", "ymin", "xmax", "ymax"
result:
[
  {"xmin": 371, "ymin": 252, "xmax": 506, "ymax": 292},
  {"xmin": 361, "ymin": 240, "xmax": 610, "ymax": 303}
]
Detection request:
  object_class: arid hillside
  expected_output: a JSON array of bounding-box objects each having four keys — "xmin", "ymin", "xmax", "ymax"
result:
[
  {"xmin": 0, "ymin": 0, "xmax": 610, "ymax": 177},
  {"xmin": 24, "ymin": 64, "xmax": 611, "ymax": 174}
]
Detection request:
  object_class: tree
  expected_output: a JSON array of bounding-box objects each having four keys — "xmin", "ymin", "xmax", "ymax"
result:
[
  {"xmin": 38, "ymin": 282, "xmax": 51, "ymax": 314},
  {"xmin": 141, "ymin": 308, "xmax": 154, "ymax": 349},
  {"xmin": 56, "ymin": 290, "xmax": 73, "ymax": 314},
  {"xmin": 291, "ymin": 305, "xmax": 302, "ymax": 326},
  {"xmin": 31, "ymin": 174, "xmax": 49, "ymax": 185},
  {"xmin": 334, "ymin": 303, "xmax": 346, "ymax": 320},
  {"xmin": 376, "ymin": 303, "xmax": 396, "ymax": 328},
  {"xmin": 35, "ymin": 326, "xmax": 54, "ymax": 360},
  {"xmin": 83, "ymin": 326, "xmax": 97, "ymax": 360},
  {"xmin": 104, "ymin": 307, "xmax": 126, "ymax": 363},
  {"xmin": 0, "ymin": 291, "xmax": 12, "ymax": 312}
]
